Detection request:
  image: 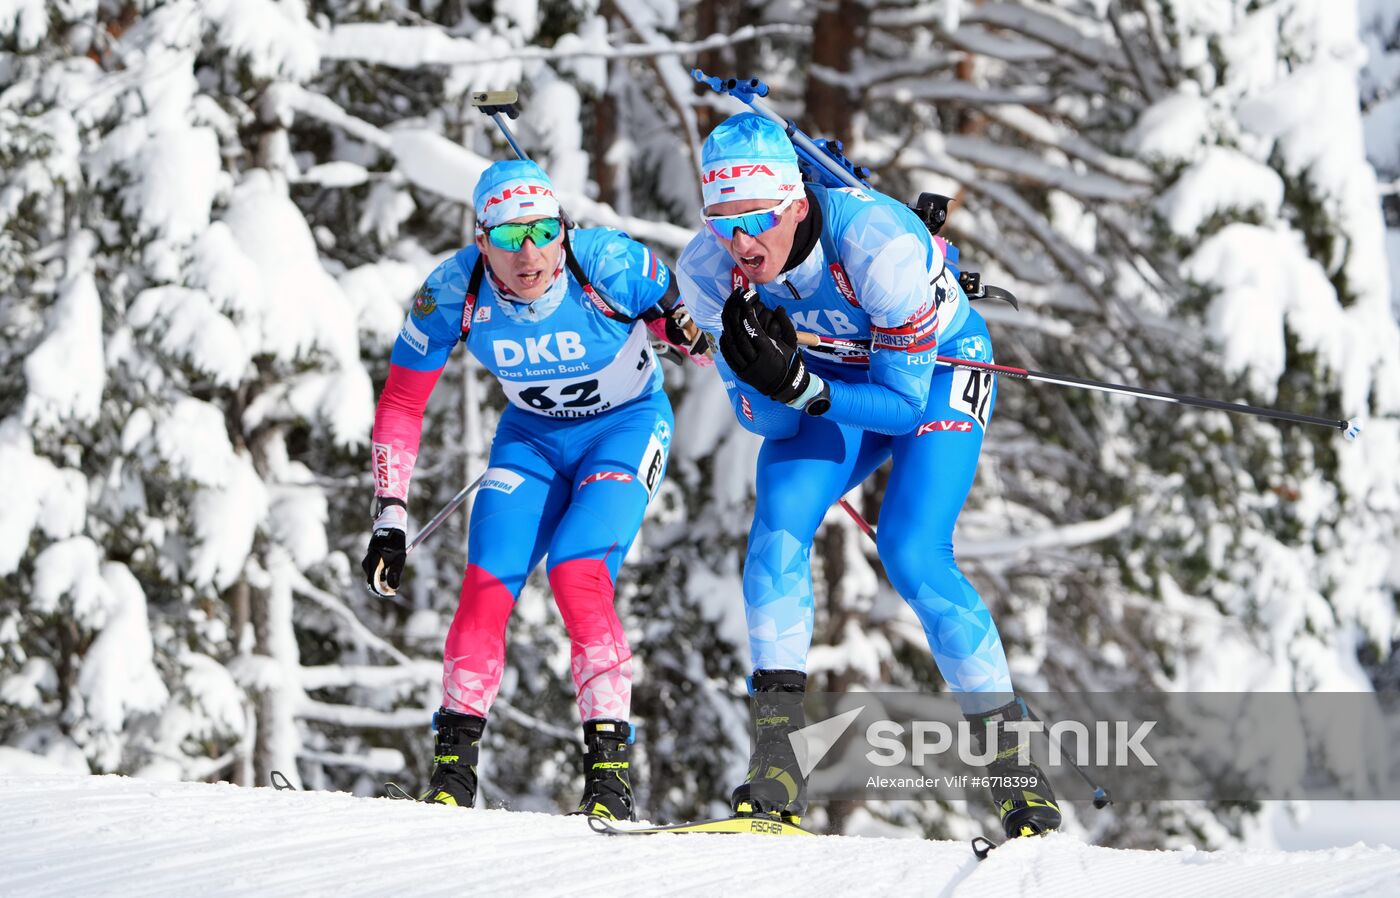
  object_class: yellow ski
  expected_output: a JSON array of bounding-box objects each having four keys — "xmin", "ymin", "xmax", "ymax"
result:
[{"xmin": 587, "ymin": 815, "xmax": 814, "ymax": 837}]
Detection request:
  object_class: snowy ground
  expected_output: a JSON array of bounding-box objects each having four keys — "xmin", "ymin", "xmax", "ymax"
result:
[{"xmin": 2, "ymin": 776, "xmax": 1399, "ymax": 897}]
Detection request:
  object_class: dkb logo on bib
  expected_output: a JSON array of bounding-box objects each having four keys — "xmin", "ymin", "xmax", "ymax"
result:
[{"xmin": 493, "ymin": 332, "xmax": 586, "ymax": 366}]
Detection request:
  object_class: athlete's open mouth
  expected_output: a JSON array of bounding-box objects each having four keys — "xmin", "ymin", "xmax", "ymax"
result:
[
  {"xmin": 739, "ymin": 253, "xmax": 764, "ymax": 272},
  {"xmin": 516, "ymin": 269, "xmax": 544, "ymax": 288}
]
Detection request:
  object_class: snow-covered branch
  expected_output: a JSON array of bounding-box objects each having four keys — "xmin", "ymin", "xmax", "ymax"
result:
[
  {"xmin": 288, "ymin": 569, "xmax": 412, "ymax": 666},
  {"xmin": 961, "ymin": 1, "xmax": 1126, "ymax": 70},
  {"xmin": 959, "ymin": 506, "xmax": 1134, "ymax": 558},
  {"xmin": 612, "ymin": 0, "xmax": 704, "ymax": 195},
  {"xmin": 869, "ymin": 79, "xmax": 1055, "ymax": 107},
  {"xmin": 319, "ymin": 22, "xmax": 807, "ymax": 69},
  {"xmin": 905, "ymin": 146, "xmax": 1113, "ymax": 283},
  {"xmin": 940, "ymin": 25, "xmax": 1058, "ymax": 65},
  {"xmin": 283, "ymin": 89, "xmax": 696, "ymax": 249},
  {"xmin": 489, "ymin": 700, "xmax": 580, "ymax": 742},
  {"xmin": 297, "ymin": 696, "xmax": 576, "ymax": 742},
  {"xmin": 981, "ymin": 106, "xmax": 1155, "ymax": 186},
  {"xmin": 278, "ymin": 85, "xmax": 391, "ymax": 150},
  {"xmin": 941, "ymin": 134, "xmax": 1152, "ymax": 203},
  {"xmin": 870, "ymin": 0, "xmax": 1123, "ymax": 69},
  {"xmin": 1106, "ymin": 1, "xmax": 1163, "ymax": 101},
  {"xmin": 298, "ymin": 699, "xmax": 431, "ymax": 728},
  {"xmin": 811, "ymin": 55, "xmax": 959, "ymax": 91},
  {"xmin": 974, "ymin": 301, "xmax": 1075, "ymax": 338},
  {"xmin": 298, "ymin": 747, "xmax": 405, "ymax": 774},
  {"xmin": 299, "ymin": 662, "xmax": 439, "ymax": 690}
]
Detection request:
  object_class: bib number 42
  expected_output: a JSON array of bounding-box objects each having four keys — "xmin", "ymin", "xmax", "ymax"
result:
[{"xmin": 950, "ymin": 369, "xmax": 993, "ymax": 428}]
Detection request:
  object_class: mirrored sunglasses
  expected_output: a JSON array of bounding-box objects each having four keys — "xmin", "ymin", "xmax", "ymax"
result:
[
  {"xmin": 484, "ymin": 217, "xmax": 564, "ymax": 252},
  {"xmin": 703, "ymin": 195, "xmax": 798, "ymax": 240}
]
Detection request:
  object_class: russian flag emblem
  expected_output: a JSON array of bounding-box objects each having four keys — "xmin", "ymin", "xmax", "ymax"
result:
[
  {"xmin": 719, "ymin": 186, "xmax": 736, "ymax": 195},
  {"xmin": 520, "ymin": 201, "xmax": 536, "ymax": 208}
]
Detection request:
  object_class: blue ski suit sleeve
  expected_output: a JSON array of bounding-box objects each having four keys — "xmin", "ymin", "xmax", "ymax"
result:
[
  {"xmin": 817, "ymin": 202, "xmax": 939, "ymax": 435},
  {"xmin": 573, "ymin": 228, "xmax": 673, "ymax": 318},
  {"xmin": 389, "ymin": 256, "xmax": 468, "ymax": 373}
]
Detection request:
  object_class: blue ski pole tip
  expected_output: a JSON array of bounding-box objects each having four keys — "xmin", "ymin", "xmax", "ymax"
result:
[{"xmin": 1343, "ymin": 419, "xmax": 1362, "ymax": 441}]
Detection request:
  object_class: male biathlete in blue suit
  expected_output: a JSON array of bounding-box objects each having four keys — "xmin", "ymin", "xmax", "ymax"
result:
[
  {"xmin": 363, "ymin": 160, "xmax": 710, "ymax": 819},
  {"xmin": 676, "ymin": 113, "xmax": 1060, "ymax": 839}
]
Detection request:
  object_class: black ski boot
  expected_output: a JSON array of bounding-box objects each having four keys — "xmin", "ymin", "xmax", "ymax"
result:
[
  {"xmin": 578, "ymin": 719, "xmax": 635, "ymax": 821},
  {"xmin": 731, "ymin": 669, "xmax": 808, "ymax": 825},
  {"xmin": 967, "ymin": 697, "xmax": 1061, "ymax": 838},
  {"xmin": 421, "ymin": 709, "xmax": 486, "ymax": 807}
]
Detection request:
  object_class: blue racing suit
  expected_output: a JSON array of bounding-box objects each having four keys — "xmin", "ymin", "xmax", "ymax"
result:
[
  {"xmin": 677, "ymin": 185, "xmax": 1009, "ymax": 713},
  {"xmin": 375, "ymin": 228, "xmax": 675, "ymax": 722}
]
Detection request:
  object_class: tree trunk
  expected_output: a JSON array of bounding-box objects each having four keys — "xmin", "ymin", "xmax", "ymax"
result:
[
  {"xmin": 591, "ymin": 59, "xmax": 621, "ymax": 209},
  {"xmin": 694, "ymin": 0, "xmax": 764, "ymax": 134},
  {"xmin": 229, "ymin": 579, "xmax": 251, "ymax": 786},
  {"xmin": 803, "ymin": 0, "xmax": 869, "ymax": 136},
  {"xmin": 249, "ymin": 551, "xmax": 304, "ymax": 789}
]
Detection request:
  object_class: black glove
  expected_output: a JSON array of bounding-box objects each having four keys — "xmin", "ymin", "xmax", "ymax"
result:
[
  {"xmin": 663, "ymin": 306, "xmax": 715, "ymax": 361},
  {"xmin": 362, "ymin": 525, "xmax": 407, "ymax": 597},
  {"xmin": 719, "ymin": 288, "xmax": 811, "ymax": 404}
]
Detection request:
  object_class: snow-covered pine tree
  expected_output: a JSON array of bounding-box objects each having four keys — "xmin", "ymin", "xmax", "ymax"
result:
[
  {"xmin": 1356, "ymin": 0, "xmax": 1400, "ymax": 698},
  {"xmin": 0, "ymin": 1, "xmax": 387, "ymax": 788},
  {"xmin": 1361, "ymin": 0, "xmax": 1400, "ymax": 313}
]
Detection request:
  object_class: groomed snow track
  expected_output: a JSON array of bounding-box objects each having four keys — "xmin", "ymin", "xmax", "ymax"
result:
[{"xmin": 2, "ymin": 776, "xmax": 1397, "ymax": 897}]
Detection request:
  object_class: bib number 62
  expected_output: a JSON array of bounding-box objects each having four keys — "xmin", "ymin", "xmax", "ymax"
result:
[{"xmin": 518, "ymin": 379, "xmax": 600, "ymax": 411}]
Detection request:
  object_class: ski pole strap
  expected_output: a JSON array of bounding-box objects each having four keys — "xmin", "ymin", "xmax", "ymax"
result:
[{"xmin": 791, "ymin": 332, "xmax": 1359, "ymax": 438}]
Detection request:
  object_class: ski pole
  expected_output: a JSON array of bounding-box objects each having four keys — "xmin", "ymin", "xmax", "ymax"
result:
[
  {"xmin": 837, "ymin": 499, "xmax": 875, "ymax": 540},
  {"xmin": 1020, "ymin": 701, "xmax": 1112, "ymax": 809},
  {"xmin": 405, "ymin": 471, "xmax": 486, "ymax": 556},
  {"xmin": 794, "ymin": 332, "xmax": 1362, "ymax": 439},
  {"xmin": 372, "ymin": 473, "xmax": 487, "ymax": 599},
  {"xmin": 371, "ymin": 472, "xmax": 486, "ymax": 600},
  {"xmin": 833, "ymin": 498, "xmax": 1114, "ymax": 808}
]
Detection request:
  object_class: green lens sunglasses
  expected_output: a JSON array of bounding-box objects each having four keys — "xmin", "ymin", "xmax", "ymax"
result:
[{"xmin": 484, "ymin": 217, "xmax": 564, "ymax": 252}]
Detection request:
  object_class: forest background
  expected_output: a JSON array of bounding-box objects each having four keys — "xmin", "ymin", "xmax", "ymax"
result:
[{"xmin": 2, "ymin": 0, "xmax": 1398, "ymax": 849}]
